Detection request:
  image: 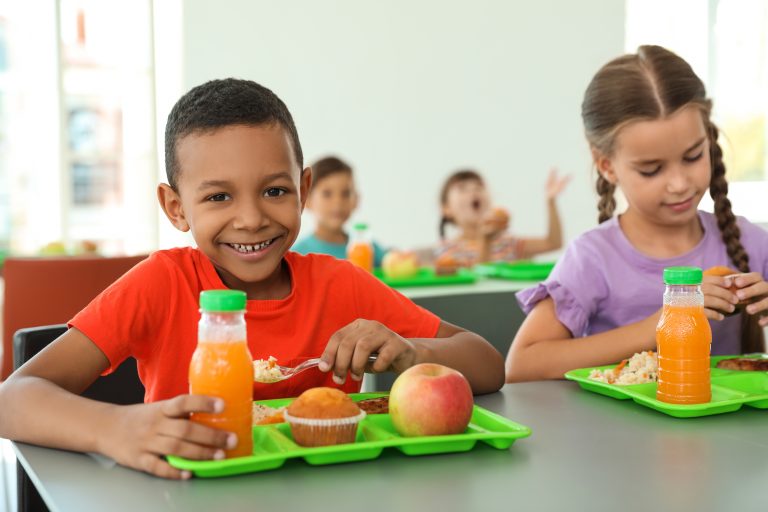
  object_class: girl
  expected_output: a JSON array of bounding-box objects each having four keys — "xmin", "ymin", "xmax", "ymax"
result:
[
  {"xmin": 435, "ymin": 168, "xmax": 570, "ymax": 266},
  {"xmin": 506, "ymin": 45, "xmax": 768, "ymax": 382}
]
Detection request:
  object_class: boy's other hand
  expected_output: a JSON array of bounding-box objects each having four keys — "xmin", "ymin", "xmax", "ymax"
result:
[
  {"xmin": 319, "ymin": 319, "xmax": 418, "ymax": 384},
  {"xmin": 100, "ymin": 394, "xmax": 235, "ymax": 479}
]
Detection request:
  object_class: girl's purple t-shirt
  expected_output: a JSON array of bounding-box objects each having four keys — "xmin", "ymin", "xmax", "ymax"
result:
[{"xmin": 516, "ymin": 211, "xmax": 768, "ymax": 355}]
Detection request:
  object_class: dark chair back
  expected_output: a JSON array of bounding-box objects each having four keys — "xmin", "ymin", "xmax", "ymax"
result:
[
  {"xmin": 12, "ymin": 324, "xmax": 144, "ymax": 512},
  {"xmin": 12, "ymin": 325, "xmax": 145, "ymax": 405}
]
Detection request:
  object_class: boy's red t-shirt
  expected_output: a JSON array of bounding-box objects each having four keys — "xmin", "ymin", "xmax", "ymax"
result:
[{"xmin": 69, "ymin": 248, "xmax": 440, "ymax": 402}]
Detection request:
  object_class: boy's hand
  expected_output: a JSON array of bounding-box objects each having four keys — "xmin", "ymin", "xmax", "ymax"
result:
[
  {"xmin": 100, "ymin": 394, "xmax": 236, "ymax": 479},
  {"xmin": 319, "ymin": 319, "xmax": 418, "ymax": 384},
  {"xmin": 702, "ymin": 274, "xmax": 739, "ymax": 321},
  {"xmin": 731, "ymin": 272, "xmax": 768, "ymax": 326}
]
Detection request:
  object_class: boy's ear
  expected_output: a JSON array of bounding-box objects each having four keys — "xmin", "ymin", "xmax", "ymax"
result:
[
  {"xmin": 299, "ymin": 167, "xmax": 312, "ymax": 211},
  {"xmin": 157, "ymin": 184, "xmax": 190, "ymax": 232},
  {"xmin": 591, "ymin": 147, "xmax": 617, "ymax": 185}
]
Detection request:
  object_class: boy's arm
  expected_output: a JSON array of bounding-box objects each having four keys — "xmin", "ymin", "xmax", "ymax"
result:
[
  {"xmin": 410, "ymin": 320, "xmax": 505, "ymax": 394},
  {"xmin": 505, "ymin": 297, "xmax": 660, "ymax": 382},
  {"xmin": 0, "ymin": 328, "xmax": 232, "ymax": 479},
  {"xmin": 320, "ymin": 320, "xmax": 505, "ymax": 395}
]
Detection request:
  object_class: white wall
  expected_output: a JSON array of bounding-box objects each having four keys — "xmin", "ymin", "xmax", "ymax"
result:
[{"xmin": 172, "ymin": 0, "xmax": 626, "ymax": 252}]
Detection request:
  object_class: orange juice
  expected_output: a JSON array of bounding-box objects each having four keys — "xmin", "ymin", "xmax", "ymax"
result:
[
  {"xmin": 347, "ymin": 222, "xmax": 374, "ymax": 272},
  {"xmin": 189, "ymin": 290, "xmax": 253, "ymax": 458},
  {"xmin": 348, "ymin": 241, "xmax": 374, "ymax": 272},
  {"xmin": 656, "ymin": 267, "xmax": 712, "ymax": 404}
]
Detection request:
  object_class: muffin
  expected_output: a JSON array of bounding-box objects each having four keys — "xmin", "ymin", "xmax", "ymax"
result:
[
  {"xmin": 434, "ymin": 254, "xmax": 460, "ymax": 276},
  {"xmin": 283, "ymin": 387, "xmax": 365, "ymax": 447}
]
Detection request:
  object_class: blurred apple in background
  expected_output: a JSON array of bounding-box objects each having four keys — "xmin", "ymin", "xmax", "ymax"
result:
[
  {"xmin": 389, "ymin": 363, "xmax": 474, "ymax": 437},
  {"xmin": 39, "ymin": 241, "xmax": 67, "ymax": 256},
  {"xmin": 382, "ymin": 250, "xmax": 419, "ymax": 279}
]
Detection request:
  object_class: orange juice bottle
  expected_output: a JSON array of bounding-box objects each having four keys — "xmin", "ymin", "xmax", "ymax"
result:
[
  {"xmin": 347, "ymin": 222, "xmax": 374, "ymax": 272},
  {"xmin": 189, "ymin": 290, "xmax": 253, "ymax": 458},
  {"xmin": 656, "ymin": 266, "xmax": 712, "ymax": 404}
]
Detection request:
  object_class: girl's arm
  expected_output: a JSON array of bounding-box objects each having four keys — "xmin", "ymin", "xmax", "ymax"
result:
[
  {"xmin": 515, "ymin": 197, "xmax": 563, "ymax": 258},
  {"xmin": 0, "ymin": 328, "xmax": 231, "ymax": 479},
  {"xmin": 505, "ymin": 297, "xmax": 660, "ymax": 382},
  {"xmin": 515, "ymin": 168, "xmax": 570, "ymax": 259}
]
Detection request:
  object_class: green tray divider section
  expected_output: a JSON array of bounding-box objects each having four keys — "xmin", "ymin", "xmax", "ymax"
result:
[
  {"xmin": 373, "ymin": 267, "xmax": 477, "ymax": 288},
  {"xmin": 565, "ymin": 355, "xmax": 768, "ymax": 418},
  {"xmin": 168, "ymin": 393, "xmax": 531, "ymax": 477},
  {"xmin": 473, "ymin": 260, "xmax": 556, "ymax": 281}
]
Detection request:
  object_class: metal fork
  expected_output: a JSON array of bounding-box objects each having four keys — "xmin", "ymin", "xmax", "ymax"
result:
[{"xmin": 256, "ymin": 354, "xmax": 379, "ymax": 383}]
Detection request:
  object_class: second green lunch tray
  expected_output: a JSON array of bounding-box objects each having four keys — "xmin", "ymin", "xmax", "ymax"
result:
[
  {"xmin": 168, "ymin": 393, "xmax": 531, "ymax": 477},
  {"xmin": 565, "ymin": 355, "xmax": 768, "ymax": 418},
  {"xmin": 474, "ymin": 261, "xmax": 555, "ymax": 281},
  {"xmin": 373, "ymin": 267, "xmax": 477, "ymax": 288}
]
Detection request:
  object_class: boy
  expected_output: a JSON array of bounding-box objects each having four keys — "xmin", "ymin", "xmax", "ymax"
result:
[
  {"xmin": 293, "ymin": 156, "xmax": 386, "ymax": 266},
  {"xmin": 0, "ymin": 79, "xmax": 504, "ymax": 479}
]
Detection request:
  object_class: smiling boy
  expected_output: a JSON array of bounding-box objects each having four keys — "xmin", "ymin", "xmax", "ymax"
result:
[{"xmin": 0, "ymin": 79, "xmax": 504, "ymax": 479}]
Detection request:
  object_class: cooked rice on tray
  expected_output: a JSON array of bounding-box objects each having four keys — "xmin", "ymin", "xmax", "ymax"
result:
[{"xmin": 588, "ymin": 351, "xmax": 658, "ymax": 385}]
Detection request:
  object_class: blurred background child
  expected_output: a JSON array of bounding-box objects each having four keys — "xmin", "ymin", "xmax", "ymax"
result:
[
  {"xmin": 435, "ymin": 167, "xmax": 570, "ymax": 266},
  {"xmin": 293, "ymin": 156, "xmax": 387, "ymax": 267}
]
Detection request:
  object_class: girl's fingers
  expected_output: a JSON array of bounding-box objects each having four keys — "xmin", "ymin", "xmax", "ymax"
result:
[
  {"xmin": 704, "ymin": 308, "xmax": 725, "ymax": 321},
  {"xmin": 745, "ymin": 296, "xmax": 768, "ymax": 316},
  {"xmin": 703, "ymin": 295, "xmax": 736, "ymax": 315},
  {"xmin": 733, "ymin": 272, "xmax": 762, "ymax": 288}
]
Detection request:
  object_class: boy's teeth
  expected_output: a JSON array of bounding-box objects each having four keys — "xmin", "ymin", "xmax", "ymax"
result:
[{"xmin": 230, "ymin": 239, "xmax": 273, "ymax": 253}]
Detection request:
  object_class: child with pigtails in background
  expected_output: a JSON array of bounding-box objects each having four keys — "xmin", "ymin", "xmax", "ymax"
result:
[{"xmin": 506, "ymin": 45, "xmax": 768, "ymax": 382}]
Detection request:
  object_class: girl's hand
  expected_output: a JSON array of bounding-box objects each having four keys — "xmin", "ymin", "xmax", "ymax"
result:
[
  {"xmin": 732, "ymin": 272, "xmax": 768, "ymax": 327},
  {"xmin": 100, "ymin": 395, "xmax": 236, "ymax": 479},
  {"xmin": 545, "ymin": 167, "xmax": 571, "ymax": 200},
  {"xmin": 319, "ymin": 319, "xmax": 418, "ymax": 384},
  {"xmin": 702, "ymin": 274, "xmax": 739, "ymax": 321}
]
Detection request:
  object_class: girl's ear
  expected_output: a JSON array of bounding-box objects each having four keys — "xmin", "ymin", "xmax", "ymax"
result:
[
  {"xmin": 591, "ymin": 147, "xmax": 618, "ymax": 185},
  {"xmin": 157, "ymin": 184, "xmax": 190, "ymax": 232}
]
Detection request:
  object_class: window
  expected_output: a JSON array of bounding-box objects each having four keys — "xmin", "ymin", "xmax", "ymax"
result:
[
  {"xmin": 626, "ymin": 0, "xmax": 768, "ymax": 222},
  {"xmin": 0, "ymin": 0, "xmax": 157, "ymax": 257}
]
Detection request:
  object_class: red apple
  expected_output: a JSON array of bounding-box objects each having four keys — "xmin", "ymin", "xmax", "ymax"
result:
[
  {"xmin": 389, "ymin": 363, "xmax": 474, "ymax": 437},
  {"xmin": 382, "ymin": 250, "xmax": 419, "ymax": 279}
]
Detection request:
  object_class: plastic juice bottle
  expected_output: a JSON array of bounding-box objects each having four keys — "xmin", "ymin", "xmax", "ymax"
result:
[
  {"xmin": 189, "ymin": 290, "xmax": 253, "ymax": 458},
  {"xmin": 656, "ymin": 266, "xmax": 712, "ymax": 404},
  {"xmin": 347, "ymin": 222, "xmax": 374, "ymax": 272}
]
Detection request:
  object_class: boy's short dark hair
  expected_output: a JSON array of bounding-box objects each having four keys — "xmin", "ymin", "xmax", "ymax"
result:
[
  {"xmin": 310, "ymin": 156, "xmax": 353, "ymax": 190},
  {"xmin": 164, "ymin": 78, "xmax": 303, "ymax": 190}
]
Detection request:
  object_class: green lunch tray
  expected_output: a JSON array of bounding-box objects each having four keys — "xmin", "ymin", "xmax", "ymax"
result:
[
  {"xmin": 373, "ymin": 267, "xmax": 477, "ymax": 288},
  {"xmin": 168, "ymin": 393, "xmax": 531, "ymax": 478},
  {"xmin": 565, "ymin": 355, "xmax": 768, "ymax": 418},
  {"xmin": 474, "ymin": 261, "xmax": 555, "ymax": 281}
]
